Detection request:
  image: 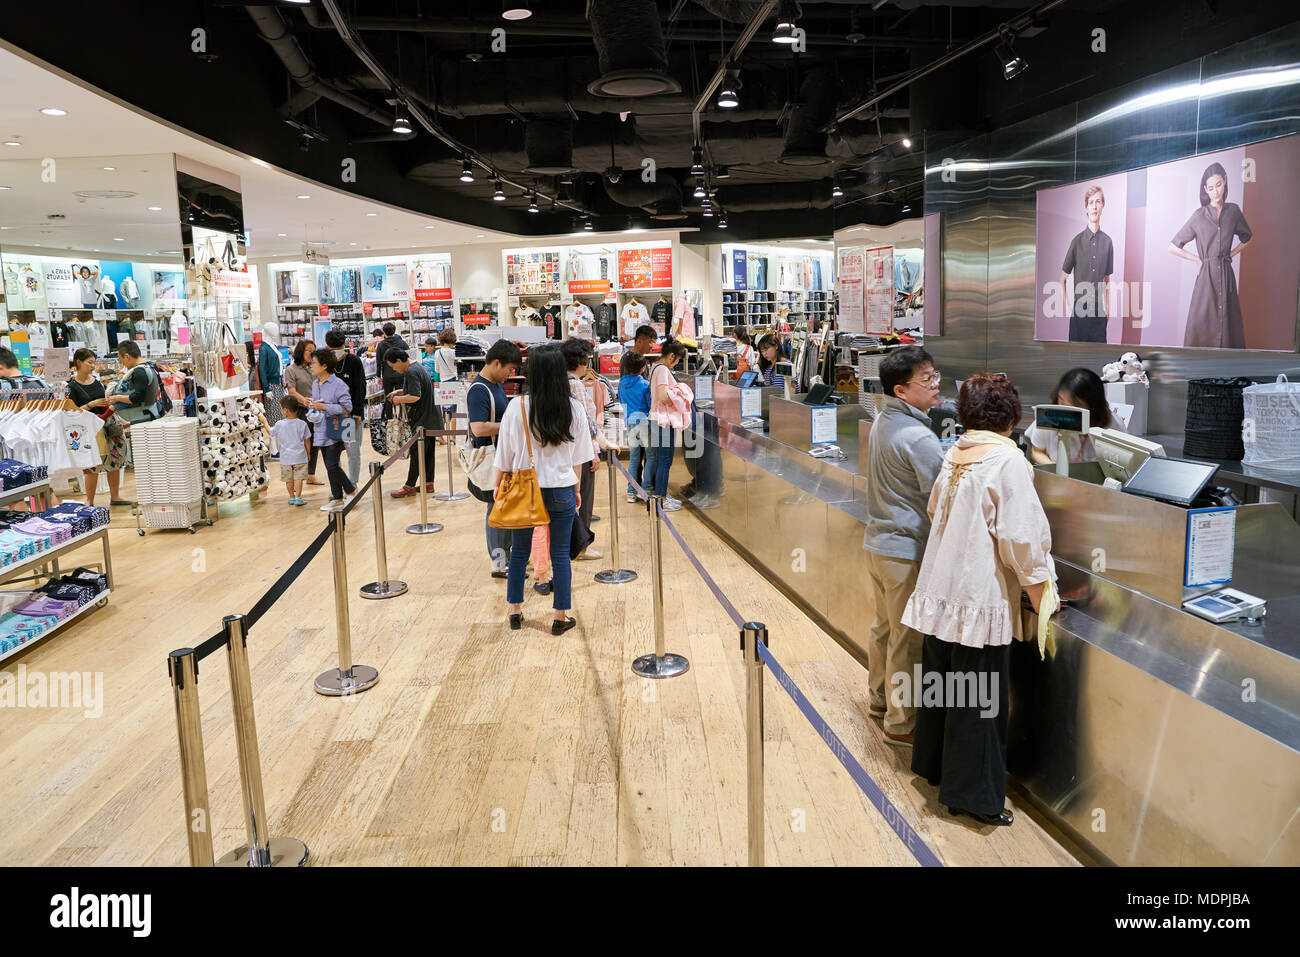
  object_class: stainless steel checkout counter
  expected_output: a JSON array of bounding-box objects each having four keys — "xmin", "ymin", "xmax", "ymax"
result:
[{"xmin": 670, "ymin": 384, "xmax": 1300, "ymax": 866}]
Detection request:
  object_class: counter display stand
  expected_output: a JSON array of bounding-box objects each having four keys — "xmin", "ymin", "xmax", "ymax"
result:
[{"xmin": 0, "ymin": 480, "xmax": 114, "ymax": 663}]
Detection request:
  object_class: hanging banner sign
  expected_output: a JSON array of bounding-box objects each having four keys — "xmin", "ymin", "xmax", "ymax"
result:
[
  {"xmin": 569, "ymin": 279, "xmax": 612, "ymax": 295},
  {"xmin": 617, "ymin": 248, "xmax": 672, "ymax": 289},
  {"xmin": 731, "ymin": 248, "xmax": 748, "ymax": 290},
  {"xmin": 836, "ymin": 246, "xmax": 864, "ymax": 333},
  {"xmin": 318, "ymin": 304, "xmax": 329, "ymax": 316},
  {"xmin": 413, "ymin": 287, "xmax": 452, "ymax": 302},
  {"xmin": 864, "ymin": 245, "xmax": 894, "ymax": 336}
]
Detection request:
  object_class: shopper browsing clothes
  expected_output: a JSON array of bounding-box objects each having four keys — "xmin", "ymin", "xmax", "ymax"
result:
[
  {"xmin": 268, "ymin": 395, "xmax": 312, "ymax": 506},
  {"xmin": 493, "ymin": 344, "xmax": 594, "ymax": 635},
  {"xmin": 1026, "ymin": 367, "xmax": 1123, "ymax": 466},
  {"xmin": 106, "ymin": 341, "xmax": 162, "ymax": 422},
  {"xmin": 284, "ymin": 339, "xmax": 322, "ymax": 486},
  {"xmin": 303, "ymin": 349, "xmax": 356, "ymax": 512},
  {"xmin": 902, "ymin": 373, "xmax": 1059, "ymax": 828},
  {"xmin": 66, "ymin": 348, "xmax": 130, "ymax": 507},
  {"xmin": 863, "ymin": 346, "xmax": 945, "ymax": 746},
  {"xmin": 385, "ymin": 349, "xmax": 442, "ymax": 498},
  {"xmin": 644, "ymin": 339, "xmax": 690, "ymax": 510},
  {"xmin": 467, "ymin": 341, "xmax": 521, "ymax": 580}
]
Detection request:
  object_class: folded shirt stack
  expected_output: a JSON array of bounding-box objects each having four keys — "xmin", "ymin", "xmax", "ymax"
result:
[
  {"xmin": 0, "ymin": 533, "xmax": 38, "ymax": 566},
  {"xmin": 36, "ymin": 577, "xmax": 99, "ymax": 608},
  {"xmin": 41, "ymin": 503, "xmax": 110, "ymax": 535},
  {"xmin": 15, "ymin": 516, "xmax": 72, "ymax": 546},
  {"xmin": 12, "ymin": 594, "xmax": 80, "ymax": 621},
  {"xmin": 0, "ymin": 611, "xmax": 59, "ymax": 652},
  {"xmin": 0, "ymin": 509, "xmax": 33, "ymax": 527},
  {"xmin": 68, "ymin": 567, "xmax": 108, "ymax": 594},
  {"xmin": 0, "ymin": 459, "xmax": 47, "ymax": 491}
]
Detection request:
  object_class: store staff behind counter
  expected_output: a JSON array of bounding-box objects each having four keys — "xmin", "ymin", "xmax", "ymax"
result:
[{"xmin": 673, "ymin": 381, "xmax": 1300, "ymax": 867}]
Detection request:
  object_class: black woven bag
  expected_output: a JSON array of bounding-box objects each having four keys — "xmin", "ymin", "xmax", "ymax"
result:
[{"xmin": 1183, "ymin": 377, "xmax": 1253, "ymax": 460}]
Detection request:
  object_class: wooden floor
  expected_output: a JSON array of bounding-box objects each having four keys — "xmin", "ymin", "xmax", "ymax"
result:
[{"xmin": 0, "ymin": 450, "xmax": 1078, "ymax": 867}]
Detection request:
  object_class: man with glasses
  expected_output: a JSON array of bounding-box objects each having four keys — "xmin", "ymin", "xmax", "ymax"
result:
[{"xmin": 864, "ymin": 346, "xmax": 944, "ymax": 747}]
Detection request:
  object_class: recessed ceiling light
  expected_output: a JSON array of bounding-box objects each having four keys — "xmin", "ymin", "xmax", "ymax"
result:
[
  {"xmin": 3, "ymin": 141, "xmax": 20, "ymax": 147},
  {"xmin": 296, "ymin": 194, "xmax": 310, "ymax": 200},
  {"xmin": 147, "ymin": 205, "xmax": 162, "ymax": 211},
  {"xmin": 425, "ymin": 225, "xmax": 434, "ymax": 229},
  {"xmin": 0, "ymin": 186, "xmax": 9, "ymax": 191},
  {"xmin": 502, "ymin": 2, "xmax": 532, "ymax": 20},
  {"xmin": 476, "ymin": 234, "xmax": 485, "ymax": 238},
  {"xmin": 112, "ymin": 237, "xmax": 124, "ymax": 241},
  {"xmin": 366, "ymin": 212, "xmax": 377, "ymax": 217},
  {"xmin": 901, "ymin": 137, "xmax": 912, "ymax": 149},
  {"xmin": 277, "ymin": 233, "xmax": 287, "ymax": 237},
  {"xmin": 39, "ymin": 108, "xmax": 67, "ymax": 116},
  {"xmin": 350, "ymin": 242, "xmax": 358, "ymax": 246},
  {"xmin": 102, "ymin": 166, "xmax": 117, "ymax": 172}
]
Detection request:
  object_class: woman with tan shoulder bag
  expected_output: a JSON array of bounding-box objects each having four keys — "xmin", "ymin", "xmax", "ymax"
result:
[{"xmin": 492, "ymin": 344, "xmax": 594, "ymax": 636}]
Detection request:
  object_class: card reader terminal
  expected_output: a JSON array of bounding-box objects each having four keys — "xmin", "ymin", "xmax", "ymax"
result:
[{"xmin": 1182, "ymin": 588, "xmax": 1267, "ymax": 624}]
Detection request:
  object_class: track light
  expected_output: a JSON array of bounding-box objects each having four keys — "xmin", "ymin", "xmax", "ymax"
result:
[
  {"xmin": 832, "ymin": 180, "xmax": 844, "ymax": 199},
  {"xmin": 584, "ymin": 217, "xmax": 594, "ymax": 231},
  {"xmin": 528, "ymin": 193, "xmax": 539, "ymax": 213},
  {"xmin": 901, "ymin": 136, "xmax": 912, "ymax": 149},
  {"xmin": 690, "ymin": 144, "xmax": 705, "ymax": 178},
  {"xmin": 702, "ymin": 206, "xmax": 714, "ymax": 218},
  {"xmin": 493, "ymin": 180, "xmax": 506, "ymax": 201},
  {"xmin": 717, "ymin": 69, "xmax": 741, "ymax": 109},
  {"xmin": 718, "ymin": 214, "xmax": 728, "ymax": 229},
  {"xmin": 392, "ymin": 113, "xmax": 413, "ymax": 135},
  {"xmin": 501, "ymin": 1, "xmax": 531, "ymax": 20},
  {"xmin": 459, "ymin": 158, "xmax": 475, "ymax": 183},
  {"xmin": 693, "ymin": 180, "xmax": 707, "ymax": 200},
  {"xmin": 995, "ymin": 28, "xmax": 1027, "ymax": 80},
  {"xmin": 772, "ymin": 4, "xmax": 799, "ymax": 45},
  {"xmin": 902, "ymin": 204, "xmax": 912, "ymax": 213}
]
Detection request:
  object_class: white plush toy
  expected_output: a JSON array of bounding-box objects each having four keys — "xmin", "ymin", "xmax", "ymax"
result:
[
  {"xmin": 1101, "ymin": 361, "xmax": 1124, "ymax": 383},
  {"xmin": 1119, "ymin": 352, "xmax": 1147, "ymax": 382}
]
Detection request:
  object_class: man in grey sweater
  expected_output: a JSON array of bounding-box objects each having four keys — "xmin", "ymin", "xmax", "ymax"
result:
[{"xmin": 863, "ymin": 346, "xmax": 943, "ymax": 746}]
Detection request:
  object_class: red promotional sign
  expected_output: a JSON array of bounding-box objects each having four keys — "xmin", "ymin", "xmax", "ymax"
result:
[
  {"xmin": 318, "ymin": 304, "xmax": 329, "ymax": 316},
  {"xmin": 252, "ymin": 332, "xmax": 263, "ymax": 346},
  {"xmin": 617, "ymin": 247, "xmax": 673, "ymax": 289},
  {"xmin": 362, "ymin": 302, "xmax": 374, "ymax": 314},
  {"xmin": 462, "ymin": 313, "xmax": 492, "ymax": 325},
  {"xmin": 569, "ymin": 279, "xmax": 612, "ymax": 295},
  {"xmin": 413, "ymin": 287, "xmax": 452, "ymax": 302}
]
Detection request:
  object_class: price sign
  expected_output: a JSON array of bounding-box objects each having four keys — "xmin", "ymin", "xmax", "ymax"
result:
[
  {"xmin": 694, "ymin": 375, "xmax": 714, "ymax": 401},
  {"xmin": 810, "ymin": 406, "xmax": 837, "ymax": 444},
  {"xmin": 740, "ymin": 387, "xmax": 762, "ymax": 417}
]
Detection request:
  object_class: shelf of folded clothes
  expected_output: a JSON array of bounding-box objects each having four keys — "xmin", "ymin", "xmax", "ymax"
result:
[
  {"xmin": 0, "ymin": 567, "xmax": 111, "ymax": 661},
  {"xmin": 0, "ymin": 504, "xmax": 112, "ymax": 580}
]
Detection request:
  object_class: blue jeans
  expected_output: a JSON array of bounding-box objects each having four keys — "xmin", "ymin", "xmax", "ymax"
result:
[
  {"xmin": 486, "ymin": 499, "xmax": 511, "ymax": 572},
  {"xmin": 507, "ymin": 485, "xmax": 576, "ymax": 610},
  {"xmin": 627, "ymin": 430, "xmax": 646, "ymax": 496},
  {"xmin": 643, "ymin": 423, "xmax": 675, "ymax": 497}
]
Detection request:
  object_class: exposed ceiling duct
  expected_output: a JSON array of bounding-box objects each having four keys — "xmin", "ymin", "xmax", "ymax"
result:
[
  {"xmin": 713, "ymin": 180, "xmax": 834, "ymax": 212},
  {"xmin": 586, "ymin": 0, "xmax": 682, "ymax": 97},
  {"xmin": 602, "ymin": 174, "xmax": 683, "ymax": 211},
  {"xmin": 523, "ymin": 115, "xmax": 579, "ymax": 175},
  {"xmin": 780, "ymin": 67, "xmax": 838, "ymax": 166}
]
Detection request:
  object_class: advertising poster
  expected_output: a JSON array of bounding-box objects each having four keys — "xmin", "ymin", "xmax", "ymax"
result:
[
  {"xmin": 297, "ymin": 267, "xmax": 318, "ymax": 303},
  {"xmin": 731, "ymin": 248, "xmax": 747, "ymax": 290},
  {"xmin": 3, "ymin": 257, "xmax": 46, "ymax": 310},
  {"xmin": 274, "ymin": 269, "xmax": 299, "ymax": 304},
  {"xmin": 153, "ymin": 269, "xmax": 185, "ymax": 307},
  {"xmin": 42, "ymin": 259, "xmax": 82, "ymax": 309},
  {"xmin": 361, "ymin": 263, "xmax": 412, "ymax": 301},
  {"xmin": 97, "ymin": 259, "xmax": 135, "ymax": 308},
  {"xmin": 411, "ymin": 259, "xmax": 453, "ymax": 301},
  {"xmin": 836, "ymin": 246, "xmax": 864, "ymax": 333},
  {"xmin": 617, "ymin": 247, "xmax": 672, "ymax": 289},
  {"xmin": 1035, "ymin": 134, "xmax": 1300, "ymax": 351},
  {"xmin": 864, "ymin": 245, "xmax": 895, "ymax": 336}
]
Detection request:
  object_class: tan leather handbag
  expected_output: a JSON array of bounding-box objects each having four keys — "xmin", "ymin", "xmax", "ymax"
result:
[{"xmin": 488, "ymin": 403, "xmax": 550, "ymax": 529}]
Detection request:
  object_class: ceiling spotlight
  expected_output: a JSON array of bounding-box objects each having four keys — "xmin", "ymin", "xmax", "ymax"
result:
[
  {"xmin": 296, "ymin": 194, "xmax": 310, "ymax": 200},
  {"xmin": 528, "ymin": 193, "xmax": 540, "ymax": 214},
  {"xmin": 772, "ymin": 14, "xmax": 798, "ymax": 44},
  {"xmin": 277, "ymin": 233, "xmax": 287, "ymax": 237},
  {"xmin": 392, "ymin": 113, "xmax": 413, "ymax": 135},
  {"xmin": 102, "ymin": 166, "xmax": 116, "ymax": 171},
  {"xmin": 4, "ymin": 141, "xmax": 21, "ymax": 147},
  {"xmin": 690, "ymin": 144, "xmax": 705, "ymax": 178},
  {"xmin": 583, "ymin": 217, "xmax": 594, "ymax": 231},
  {"xmin": 425, "ymin": 224, "xmax": 434, "ymax": 228},
  {"xmin": 718, "ymin": 215, "xmax": 728, "ymax": 229},
  {"xmin": 112, "ymin": 237, "xmax": 124, "ymax": 241},
  {"xmin": 366, "ymin": 212, "xmax": 378, "ymax": 217},
  {"xmin": 717, "ymin": 69, "xmax": 741, "ymax": 109},
  {"xmin": 39, "ymin": 107, "xmax": 67, "ymax": 116},
  {"xmin": 902, "ymin": 204, "xmax": 912, "ymax": 213},
  {"xmin": 901, "ymin": 136, "xmax": 912, "ymax": 149},
  {"xmin": 0, "ymin": 186, "xmax": 9, "ymax": 191},
  {"xmin": 493, "ymin": 180, "xmax": 506, "ymax": 201},
  {"xmin": 501, "ymin": 1, "xmax": 531, "ymax": 20},
  {"xmin": 995, "ymin": 28, "xmax": 1028, "ymax": 80},
  {"xmin": 693, "ymin": 180, "xmax": 707, "ymax": 200},
  {"xmin": 459, "ymin": 158, "xmax": 475, "ymax": 183},
  {"xmin": 832, "ymin": 180, "xmax": 844, "ymax": 199},
  {"xmin": 702, "ymin": 206, "xmax": 714, "ymax": 218},
  {"xmin": 148, "ymin": 206, "xmax": 162, "ymax": 211}
]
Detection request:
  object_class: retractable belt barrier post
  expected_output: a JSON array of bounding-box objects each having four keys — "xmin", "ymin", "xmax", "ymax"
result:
[
  {"xmin": 315, "ymin": 509, "xmax": 380, "ymax": 695},
  {"xmin": 435, "ymin": 413, "xmax": 469, "ymax": 502},
  {"xmin": 168, "ymin": 648, "xmax": 214, "ymax": 867},
  {"xmin": 359, "ymin": 460, "xmax": 408, "ymax": 599},
  {"xmin": 595, "ymin": 447, "xmax": 637, "ymax": 585},
  {"xmin": 631, "ymin": 496, "xmax": 690, "ymax": 679},
  {"xmin": 406, "ymin": 427, "xmax": 443, "ymax": 535},
  {"xmin": 742, "ymin": 622, "xmax": 768, "ymax": 868},
  {"xmin": 216, "ymin": 614, "xmax": 309, "ymax": 867}
]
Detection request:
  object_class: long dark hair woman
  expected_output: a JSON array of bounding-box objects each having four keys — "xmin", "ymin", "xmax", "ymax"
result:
[
  {"xmin": 492, "ymin": 344, "xmax": 595, "ymax": 635},
  {"xmin": 756, "ymin": 332, "xmax": 785, "ymax": 387},
  {"xmin": 1026, "ymin": 367, "xmax": 1120, "ymax": 467},
  {"xmin": 645, "ymin": 338, "xmax": 688, "ymax": 508},
  {"xmin": 284, "ymin": 339, "xmax": 322, "ymax": 485}
]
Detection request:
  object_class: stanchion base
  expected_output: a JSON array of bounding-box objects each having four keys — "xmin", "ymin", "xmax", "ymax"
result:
[
  {"xmin": 314, "ymin": 664, "xmax": 380, "ymax": 696},
  {"xmin": 216, "ymin": 836, "xmax": 310, "ymax": 867},
  {"xmin": 632, "ymin": 652, "xmax": 690, "ymax": 679},
  {"xmin": 405, "ymin": 522, "xmax": 444, "ymax": 535},
  {"xmin": 595, "ymin": 569, "xmax": 638, "ymax": 584},
  {"xmin": 434, "ymin": 491, "xmax": 471, "ymax": 501},
  {"xmin": 359, "ymin": 580, "xmax": 408, "ymax": 599}
]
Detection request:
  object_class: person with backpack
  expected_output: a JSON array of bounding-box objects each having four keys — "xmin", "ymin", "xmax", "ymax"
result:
[
  {"xmin": 465, "ymin": 340, "xmax": 520, "ymax": 579},
  {"xmin": 107, "ymin": 341, "xmax": 162, "ymax": 422}
]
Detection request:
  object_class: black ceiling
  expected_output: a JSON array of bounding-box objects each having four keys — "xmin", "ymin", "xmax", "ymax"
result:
[{"xmin": 2, "ymin": 0, "xmax": 1296, "ymax": 242}]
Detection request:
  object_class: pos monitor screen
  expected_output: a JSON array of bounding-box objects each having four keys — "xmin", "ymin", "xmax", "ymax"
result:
[
  {"xmin": 737, "ymin": 370, "xmax": 760, "ymax": 389},
  {"xmin": 1121, "ymin": 455, "xmax": 1218, "ymax": 507},
  {"xmin": 1090, "ymin": 427, "xmax": 1166, "ymax": 483}
]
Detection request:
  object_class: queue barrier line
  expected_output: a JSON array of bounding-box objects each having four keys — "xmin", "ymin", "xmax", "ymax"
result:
[{"xmin": 610, "ymin": 447, "xmax": 943, "ymax": 868}]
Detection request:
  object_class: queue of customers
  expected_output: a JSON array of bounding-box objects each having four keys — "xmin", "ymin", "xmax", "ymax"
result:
[{"xmin": 863, "ymin": 346, "xmax": 1061, "ymax": 828}]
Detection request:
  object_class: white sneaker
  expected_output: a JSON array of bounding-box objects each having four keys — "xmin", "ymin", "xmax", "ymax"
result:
[
  {"xmin": 577, "ymin": 548, "xmax": 603, "ymax": 561},
  {"xmin": 626, "ymin": 494, "xmax": 637, "ymax": 504},
  {"xmin": 661, "ymin": 498, "xmax": 682, "ymax": 511},
  {"xmin": 321, "ymin": 500, "xmax": 343, "ymax": 511}
]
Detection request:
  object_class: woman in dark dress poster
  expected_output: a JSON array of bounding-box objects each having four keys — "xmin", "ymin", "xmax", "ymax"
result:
[{"xmin": 1167, "ymin": 162, "xmax": 1253, "ymax": 348}]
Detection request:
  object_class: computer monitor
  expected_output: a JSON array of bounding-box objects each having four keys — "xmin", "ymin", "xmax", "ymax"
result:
[
  {"xmin": 1034, "ymin": 404, "xmax": 1090, "ymax": 434},
  {"xmin": 1090, "ymin": 427, "xmax": 1166, "ymax": 484},
  {"xmin": 775, "ymin": 360, "xmax": 794, "ymax": 381},
  {"xmin": 803, "ymin": 382, "xmax": 834, "ymax": 406},
  {"xmin": 737, "ymin": 370, "xmax": 760, "ymax": 389},
  {"xmin": 1122, "ymin": 455, "xmax": 1218, "ymax": 507}
]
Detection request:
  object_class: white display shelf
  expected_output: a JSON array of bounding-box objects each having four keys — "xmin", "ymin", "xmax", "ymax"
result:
[
  {"xmin": 0, "ymin": 588, "xmax": 111, "ymax": 664},
  {"xmin": 0, "ymin": 525, "xmax": 112, "ymax": 585},
  {"xmin": 0, "ymin": 480, "xmax": 52, "ymax": 510}
]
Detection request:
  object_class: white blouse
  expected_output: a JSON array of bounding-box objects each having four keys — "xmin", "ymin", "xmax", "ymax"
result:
[
  {"xmin": 901, "ymin": 443, "xmax": 1056, "ymax": 648},
  {"xmin": 493, "ymin": 395, "xmax": 594, "ymax": 488}
]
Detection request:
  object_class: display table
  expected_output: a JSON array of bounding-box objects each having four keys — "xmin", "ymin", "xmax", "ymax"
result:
[{"xmin": 671, "ymin": 410, "xmax": 1300, "ymax": 867}]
